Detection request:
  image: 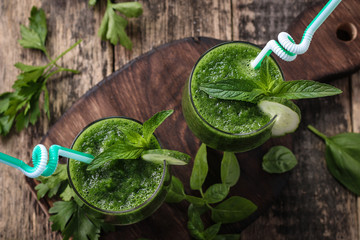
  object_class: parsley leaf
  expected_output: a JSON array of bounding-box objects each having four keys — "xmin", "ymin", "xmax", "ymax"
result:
[
  {"xmin": 35, "ymin": 164, "xmax": 68, "ymax": 199},
  {"xmin": 18, "ymin": 7, "xmax": 47, "ymax": 53},
  {"xmin": 95, "ymin": 0, "xmax": 143, "ymax": 48},
  {"xmin": 49, "ymin": 200, "xmax": 114, "ymax": 240}
]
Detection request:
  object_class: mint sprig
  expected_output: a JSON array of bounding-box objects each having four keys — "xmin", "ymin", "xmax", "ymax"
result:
[
  {"xmin": 199, "ymin": 56, "xmax": 342, "ymax": 104},
  {"xmin": 87, "ymin": 109, "xmax": 191, "ymax": 170}
]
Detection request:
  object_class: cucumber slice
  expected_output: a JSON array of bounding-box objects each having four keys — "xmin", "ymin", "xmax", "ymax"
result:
[
  {"xmin": 141, "ymin": 149, "xmax": 191, "ymax": 165},
  {"xmin": 258, "ymin": 98, "xmax": 301, "ymax": 137}
]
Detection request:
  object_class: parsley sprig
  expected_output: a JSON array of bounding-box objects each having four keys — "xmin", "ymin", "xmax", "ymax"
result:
[
  {"xmin": 35, "ymin": 164, "xmax": 114, "ymax": 240},
  {"xmin": 0, "ymin": 7, "xmax": 81, "ymax": 136},
  {"xmin": 199, "ymin": 57, "xmax": 342, "ymax": 104},
  {"xmin": 89, "ymin": 0, "xmax": 143, "ymax": 49}
]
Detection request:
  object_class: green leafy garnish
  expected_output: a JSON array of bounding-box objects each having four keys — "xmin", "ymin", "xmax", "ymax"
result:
[
  {"xmin": 166, "ymin": 144, "xmax": 256, "ymax": 239},
  {"xmin": 35, "ymin": 164, "xmax": 69, "ymax": 199},
  {"xmin": 262, "ymin": 146, "xmax": 298, "ymax": 173},
  {"xmin": 0, "ymin": 6, "xmax": 81, "ymax": 136},
  {"xmin": 87, "ymin": 110, "xmax": 190, "ymax": 170},
  {"xmin": 91, "ymin": 0, "xmax": 143, "ymax": 48},
  {"xmin": 199, "ymin": 56, "xmax": 342, "ymax": 104},
  {"xmin": 49, "ymin": 200, "xmax": 114, "ymax": 240},
  {"xmin": 308, "ymin": 125, "xmax": 360, "ymax": 195},
  {"xmin": 141, "ymin": 149, "xmax": 191, "ymax": 165}
]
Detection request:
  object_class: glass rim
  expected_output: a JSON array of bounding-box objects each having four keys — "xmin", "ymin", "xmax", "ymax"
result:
[
  {"xmin": 188, "ymin": 40, "xmax": 283, "ymax": 136},
  {"xmin": 67, "ymin": 116, "xmax": 168, "ymax": 215}
]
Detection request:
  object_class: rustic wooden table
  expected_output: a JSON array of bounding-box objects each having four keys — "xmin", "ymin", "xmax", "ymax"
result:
[{"xmin": 0, "ymin": 0, "xmax": 359, "ymax": 239}]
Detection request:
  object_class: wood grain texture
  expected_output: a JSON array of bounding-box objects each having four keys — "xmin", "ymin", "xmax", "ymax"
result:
[{"xmin": 0, "ymin": 0, "xmax": 359, "ymax": 239}]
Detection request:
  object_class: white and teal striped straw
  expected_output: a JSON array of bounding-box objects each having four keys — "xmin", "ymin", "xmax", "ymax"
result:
[
  {"xmin": 251, "ymin": 0, "xmax": 342, "ymax": 69},
  {"xmin": 0, "ymin": 144, "xmax": 94, "ymax": 178}
]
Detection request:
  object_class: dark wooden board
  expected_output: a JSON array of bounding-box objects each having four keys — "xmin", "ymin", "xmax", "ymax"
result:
[{"xmin": 27, "ymin": 37, "xmax": 292, "ymax": 239}]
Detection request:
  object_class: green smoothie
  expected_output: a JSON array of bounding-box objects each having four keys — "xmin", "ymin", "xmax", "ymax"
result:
[
  {"xmin": 182, "ymin": 42, "xmax": 283, "ymax": 152},
  {"xmin": 68, "ymin": 117, "xmax": 170, "ymax": 224}
]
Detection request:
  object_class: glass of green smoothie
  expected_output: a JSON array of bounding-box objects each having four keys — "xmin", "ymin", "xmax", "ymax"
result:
[
  {"xmin": 67, "ymin": 116, "xmax": 171, "ymax": 225},
  {"xmin": 182, "ymin": 41, "xmax": 283, "ymax": 152}
]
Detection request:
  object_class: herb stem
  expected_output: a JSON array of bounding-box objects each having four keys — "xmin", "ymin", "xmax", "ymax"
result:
[
  {"xmin": 307, "ymin": 125, "xmax": 328, "ymax": 141},
  {"xmin": 46, "ymin": 40, "xmax": 82, "ymax": 69}
]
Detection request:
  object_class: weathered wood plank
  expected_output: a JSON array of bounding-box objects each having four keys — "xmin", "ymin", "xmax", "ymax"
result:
[
  {"xmin": 0, "ymin": 0, "xmax": 112, "ymax": 239},
  {"xmin": 114, "ymin": 0, "xmax": 232, "ymax": 69}
]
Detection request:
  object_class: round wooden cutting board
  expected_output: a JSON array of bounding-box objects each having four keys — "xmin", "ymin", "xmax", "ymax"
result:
[{"xmin": 26, "ymin": 0, "xmax": 360, "ymax": 238}]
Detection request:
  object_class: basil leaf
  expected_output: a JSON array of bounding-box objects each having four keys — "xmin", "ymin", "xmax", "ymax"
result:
[
  {"xmin": 203, "ymin": 223, "xmax": 222, "ymax": 240},
  {"xmin": 204, "ymin": 184, "xmax": 229, "ymax": 204},
  {"xmin": 221, "ymin": 152, "xmax": 240, "ymax": 187},
  {"xmin": 87, "ymin": 142, "xmax": 143, "ymax": 171},
  {"xmin": 165, "ymin": 176, "xmax": 186, "ymax": 203},
  {"xmin": 308, "ymin": 125, "xmax": 360, "ymax": 195},
  {"xmin": 211, "ymin": 196, "xmax": 257, "ymax": 223},
  {"xmin": 190, "ymin": 144, "xmax": 208, "ymax": 190},
  {"xmin": 199, "ymin": 79, "xmax": 264, "ymax": 103},
  {"xmin": 262, "ymin": 146, "xmax": 298, "ymax": 173},
  {"xmin": 142, "ymin": 109, "xmax": 174, "ymax": 143},
  {"xmin": 188, "ymin": 204, "xmax": 205, "ymax": 239},
  {"xmin": 185, "ymin": 195, "xmax": 206, "ymax": 206},
  {"xmin": 271, "ymin": 80, "xmax": 342, "ymax": 100},
  {"xmin": 325, "ymin": 134, "xmax": 360, "ymax": 195}
]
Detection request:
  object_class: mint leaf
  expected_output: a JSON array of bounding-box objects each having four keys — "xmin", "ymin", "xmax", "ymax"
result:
[
  {"xmin": 262, "ymin": 146, "xmax": 298, "ymax": 173},
  {"xmin": 165, "ymin": 176, "xmax": 186, "ymax": 203},
  {"xmin": 271, "ymin": 80, "xmax": 342, "ymax": 99},
  {"xmin": 200, "ymin": 79, "xmax": 264, "ymax": 103},
  {"xmin": 258, "ymin": 57, "xmax": 274, "ymax": 91},
  {"xmin": 87, "ymin": 141, "xmax": 143, "ymax": 171},
  {"xmin": 142, "ymin": 109, "xmax": 174, "ymax": 143},
  {"xmin": 18, "ymin": 7, "xmax": 47, "ymax": 52},
  {"xmin": 204, "ymin": 184, "xmax": 229, "ymax": 204},
  {"xmin": 308, "ymin": 125, "xmax": 360, "ymax": 195},
  {"xmin": 221, "ymin": 152, "xmax": 240, "ymax": 187},
  {"xmin": 141, "ymin": 149, "xmax": 191, "ymax": 165},
  {"xmin": 190, "ymin": 144, "xmax": 208, "ymax": 190},
  {"xmin": 211, "ymin": 196, "xmax": 257, "ymax": 223}
]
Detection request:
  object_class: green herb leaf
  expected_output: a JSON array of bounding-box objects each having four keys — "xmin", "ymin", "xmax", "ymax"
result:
[
  {"xmin": 49, "ymin": 200, "xmax": 114, "ymax": 240},
  {"xmin": 112, "ymin": 2, "xmax": 143, "ymax": 18},
  {"xmin": 60, "ymin": 186, "xmax": 76, "ymax": 201},
  {"xmin": 211, "ymin": 196, "xmax": 257, "ymax": 223},
  {"xmin": 200, "ymin": 79, "xmax": 264, "ymax": 103},
  {"xmin": 98, "ymin": 1, "xmax": 132, "ymax": 48},
  {"xmin": 142, "ymin": 109, "xmax": 174, "ymax": 143},
  {"xmin": 89, "ymin": 0, "xmax": 97, "ymax": 6},
  {"xmin": 271, "ymin": 80, "xmax": 342, "ymax": 100},
  {"xmin": 187, "ymin": 204, "xmax": 205, "ymax": 240},
  {"xmin": 262, "ymin": 146, "xmax": 298, "ymax": 173},
  {"xmin": 203, "ymin": 223, "xmax": 222, "ymax": 240},
  {"xmin": 87, "ymin": 141, "xmax": 143, "ymax": 171},
  {"xmin": 141, "ymin": 149, "xmax": 191, "ymax": 165},
  {"xmin": 165, "ymin": 176, "xmax": 186, "ymax": 203},
  {"xmin": 185, "ymin": 195, "xmax": 206, "ymax": 206},
  {"xmin": 18, "ymin": 7, "xmax": 47, "ymax": 52},
  {"xmin": 259, "ymin": 57, "xmax": 276, "ymax": 91},
  {"xmin": 204, "ymin": 184, "xmax": 229, "ymax": 204},
  {"xmin": 121, "ymin": 127, "xmax": 147, "ymax": 148},
  {"xmin": 308, "ymin": 125, "xmax": 360, "ymax": 195},
  {"xmin": 190, "ymin": 144, "xmax": 208, "ymax": 190},
  {"xmin": 35, "ymin": 164, "xmax": 68, "ymax": 199},
  {"xmin": 221, "ymin": 152, "xmax": 240, "ymax": 187}
]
